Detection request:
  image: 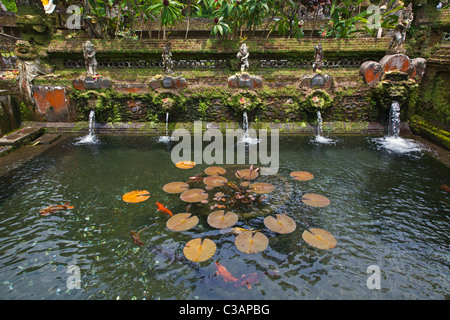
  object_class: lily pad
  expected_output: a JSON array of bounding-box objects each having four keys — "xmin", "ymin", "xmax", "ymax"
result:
[
  {"xmin": 302, "ymin": 228, "xmax": 337, "ymax": 250},
  {"xmin": 207, "ymin": 210, "xmax": 239, "ymax": 229},
  {"xmin": 175, "ymin": 160, "xmax": 196, "ymax": 169},
  {"xmin": 163, "ymin": 182, "xmax": 189, "ymax": 194},
  {"xmin": 264, "ymin": 214, "xmax": 296, "ymax": 234},
  {"xmin": 235, "ymin": 231, "xmax": 268, "ymax": 254},
  {"xmin": 183, "ymin": 238, "xmax": 217, "ymax": 262},
  {"xmin": 122, "ymin": 190, "xmax": 150, "ymax": 203},
  {"xmin": 235, "ymin": 169, "xmax": 259, "ymax": 180},
  {"xmin": 180, "ymin": 188, "xmax": 209, "ymax": 203},
  {"xmin": 301, "ymin": 193, "xmax": 330, "ymax": 207},
  {"xmin": 249, "ymin": 182, "xmax": 275, "ymax": 194},
  {"xmin": 290, "ymin": 171, "xmax": 314, "ymax": 181},
  {"xmin": 166, "ymin": 213, "xmax": 199, "ymax": 231},
  {"xmin": 203, "ymin": 175, "xmax": 228, "ymax": 187},
  {"xmin": 205, "ymin": 166, "xmax": 226, "ymax": 175}
]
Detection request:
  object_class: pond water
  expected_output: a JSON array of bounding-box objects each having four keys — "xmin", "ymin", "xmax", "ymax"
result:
[{"xmin": 0, "ymin": 135, "xmax": 448, "ymax": 300}]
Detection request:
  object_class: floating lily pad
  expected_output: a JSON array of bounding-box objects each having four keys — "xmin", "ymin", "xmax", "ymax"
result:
[
  {"xmin": 205, "ymin": 166, "xmax": 226, "ymax": 175},
  {"xmin": 235, "ymin": 169, "xmax": 259, "ymax": 180},
  {"xmin": 163, "ymin": 182, "xmax": 189, "ymax": 194},
  {"xmin": 207, "ymin": 210, "xmax": 239, "ymax": 229},
  {"xmin": 301, "ymin": 193, "xmax": 330, "ymax": 207},
  {"xmin": 240, "ymin": 181, "xmax": 250, "ymax": 188},
  {"xmin": 290, "ymin": 171, "xmax": 314, "ymax": 181},
  {"xmin": 175, "ymin": 160, "xmax": 196, "ymax": 169},
  {"xmin": 180, "ymin": 188, "xmax": 209, "ymax": 203},
  {"xmin": 203, "ymin": 175, "xmax": 228, "ymax": 187},
  {"xmin": 264, "ymin": 214, "xmax": 296, "ymax": 234},
  {"xmin": 122, "ymin": 190, "xmax": 150, "ymax": 203},
  {"xmin": 166, "ymin": 213, "xmax": 199, "ymax": 231},
  {"xmin": 302, "ymin": 228, "xmax": 337, "ymax": 250},
  {"xmin": 183, "ymin": 238, "xmax": 217, "ymax": 262},
  {"xmin": 249, "ymin": 182, "xmax": 275, "ymax": 194},
  {"xmin": 235, "ymin": 231, "xmax": 268, "ymax": 254}
]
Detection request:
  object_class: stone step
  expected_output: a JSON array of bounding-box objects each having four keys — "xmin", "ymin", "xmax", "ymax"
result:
[
  {"xmin": 32, "ymin": 133, "xmax": 61, "ymax": 145},
  {"xmin": 0, "ymin": 127, "xmax": 44, "ymax": 146}
]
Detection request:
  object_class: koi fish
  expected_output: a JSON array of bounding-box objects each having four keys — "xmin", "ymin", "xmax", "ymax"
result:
[
  {"xmin": 130, "ymin": 230, "xmax": 145, "ymax": 247},
  {"xmin": 39, "ymin": 203, "xmax": 74, "ymax": 216},
  {"xmin": 220, "ymin": 227, "xmax": 259, "ymax": 235},
  {"xmin": 215, "ymin": 262, "xmax": 238, "ymax": 282},
  {"xmin": 234, "ymin": 270, "xmax": 280, "ymax": 289},
  {"xmin": 440, "ymin": 184, "xmax": 450, "ymax": 193},
  {"xmin": 156, "ymin": 202, "xmax": 173, "ymax": 216}
]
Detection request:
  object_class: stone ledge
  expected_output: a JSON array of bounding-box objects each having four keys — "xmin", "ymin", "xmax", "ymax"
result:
[{"xmin": 24, "ymin": 121, "xmax": 402, "ymax": 135}]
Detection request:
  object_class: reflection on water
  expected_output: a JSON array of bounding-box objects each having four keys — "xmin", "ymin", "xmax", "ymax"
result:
[{"xmin": 0, "ymin": 135, "xmax": 448, "ymax": 300}]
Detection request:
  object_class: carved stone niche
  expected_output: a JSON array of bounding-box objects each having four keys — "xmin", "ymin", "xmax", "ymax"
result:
[
  {"xmin": 149, "ymin": 76, "xmax": 187, "ymax": 89},
  {"xmin": 359, "ymin": 53, "xmax": 426, "ymax": 87},
  {"xmin": 72, "ymin": 77, "xmax": 112, "ymax": 90},
  {"xmin": 227, "ymin": 72, "xmax": 263, "ymax": 89},
  {"xmin": 301, "ymin": 73, "xmax": 334, "ymax": 89}
]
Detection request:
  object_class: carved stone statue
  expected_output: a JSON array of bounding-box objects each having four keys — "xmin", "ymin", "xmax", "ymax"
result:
[
  {"xmin": 313, "ymin": 43, "xmax": 324, "ymax": 72},
  {"xmin": 162, "ymin": 43, "xmax": 174, "ymax": 75},
  {"xmin": 237, "ymin": 43, "xmax": 249, "ymax": 72},
  {"xmin": 388, "ymin": 3, "xmax": 414, "ymax": 53},
  {"xmin": 401, "ymin": 3, "xmax": 414, "ymax": 42},
  {"xmin": 83, "ymin": 40, "xmax": 97, "ymax": 76}
]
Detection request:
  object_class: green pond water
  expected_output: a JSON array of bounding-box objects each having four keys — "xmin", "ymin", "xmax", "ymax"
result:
[{"xmin": 0, "ymin": 134, "xmax": 448, "ymax": 300}]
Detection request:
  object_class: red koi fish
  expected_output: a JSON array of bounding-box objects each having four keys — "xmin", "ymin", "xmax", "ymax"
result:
[
  {"xmin": 440, "ymin": 184, "xmax": 450, "ymax": 193},
  {"xmin": 156, "ymin": 202, "xmax": 173, "ymax": 216},
  {"xmin": 215, "ymin": 262, "xmax": 238, "ymax": 283},
  {"xmin": 40, "ymin": 203, "xmax": 74, "ymax": 216}
]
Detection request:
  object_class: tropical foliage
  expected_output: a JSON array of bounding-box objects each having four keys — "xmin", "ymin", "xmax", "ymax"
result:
[{"xmin": 29, "ymin": 0, "xmax": 412, "ymax": 40}]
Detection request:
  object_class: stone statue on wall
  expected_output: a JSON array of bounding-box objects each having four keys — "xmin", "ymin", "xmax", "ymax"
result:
[
  {"xmin": 237, "ymin": 43, "xmax": 249, "ymax": 72},
  {"xmin": 162, "ymin": 42, "xmax": 174, "ymax": 75},
  {"xmin": 83, "ymin": 40, "xmax": 97, "ymax": 76},
  {"xmin": 388, "ymin": 2, "xmax": 414, "ymax": 53},
  {"xmin": 312, "ymin": 43, "xmax": 324, "ymax": 72}
]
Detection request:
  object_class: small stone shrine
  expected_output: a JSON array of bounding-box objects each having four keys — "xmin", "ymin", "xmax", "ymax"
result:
[
  {"xmin": 227, "ymin": 43, "xmax": 263, "ymax": 89},
  {"xmin": 302, "ymin": 43, "xmax": 334, "ymax": 89}
]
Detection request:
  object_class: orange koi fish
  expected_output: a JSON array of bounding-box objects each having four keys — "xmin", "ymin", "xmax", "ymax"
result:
[
  {"xmin": 440, "ymin": 184, "xmax": 450, "ymax": 193},
  {"xmin": 40, "ymin": 203, "xmax": 74, "ymax": 216},
  {"xmin": 156, "ymin": 202, "xmax": 173, "ymax": 216},
  {"xmin": 234, "ymin": 270, "xmax": 280, "ymax": 289},
  {"xmin": 234, "ymin": 272, "xmax": 260, "ymax": 289},
  {"xmin": 215, "ymin": 262, "xmax": 238, "ymax": 283}
]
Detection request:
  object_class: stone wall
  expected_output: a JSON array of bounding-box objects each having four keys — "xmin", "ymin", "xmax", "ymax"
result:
[{"xmin": 0, "ymin": 91, "xmax": 20, "ymax": 136}]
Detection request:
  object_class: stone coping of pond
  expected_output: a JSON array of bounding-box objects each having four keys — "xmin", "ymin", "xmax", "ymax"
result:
[{"xmin": 23, "ymin": 121, "xmax": 411, "ymax": 135}]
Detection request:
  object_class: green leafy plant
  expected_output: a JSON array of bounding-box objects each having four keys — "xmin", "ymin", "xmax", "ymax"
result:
[{"xmin": 149, "ymin": 0, "xmax": 185, "ymax": 39}]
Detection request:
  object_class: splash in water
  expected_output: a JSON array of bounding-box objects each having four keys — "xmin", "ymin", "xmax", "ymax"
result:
[
  {"xmin": 372, "ymin": 101, "xmax": 423, "ymax": 154},
  {"xmin": 158, "ymin": 112, "xmax": 171, "ymax": 143},
  {"xmin": 238, "ymin": 111, "xmax": 259, "ymax": 144},
  {"xmin": 76, "ymin": 110, "xmax": 98, "ymax": 144},
  {"xmin": 312, "ymin": 111, "xmax": 335, "ymax": 144}
]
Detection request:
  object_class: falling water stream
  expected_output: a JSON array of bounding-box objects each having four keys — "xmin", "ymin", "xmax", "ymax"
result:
[
  {"xmin": 373, "ymin": 101, "xmax": 424, "ymax": 154},
  {"xmin": 158, "ymin": 112, "xmax": 171, "ymax": 143},
  {"xmin": 388, "ymin": 101, "xmax": 401, "ymax": 138},
  {"xmin": 239, "ymin": 110, "xmax": 259, "ymax": 144},
  {"xmin": 312, "ymin": 111, "xmax": 335, "ymax": 144},
  {"xmin": 76, "ymin": 110, "xmax": 97, "ymax": 144}
]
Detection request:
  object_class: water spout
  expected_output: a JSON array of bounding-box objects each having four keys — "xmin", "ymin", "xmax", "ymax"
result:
[
  {"xmin": 372, "ymin": 101, "xmax": 423, "ymax": 153},
  {"xmin": 239, "ymin": 110, "xmax": 259, "ymax": 144},
  {"xmin": 317, "ymin": 110, "xmax": 323, "ymax": 137},
  {"xmin": 76, "ymin": 110, "xmax": 98, "ymax": 144},
  {"xmin": 388, "ymin": 101, "xmax": 401, "ymax": 138},
  {"xmin": 158, "ymin": 112, "xmax": 171, "ymax": 143},
  {"xmin": 312, "ymin": 110, "xmax": 335, "ymax": 144}
]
